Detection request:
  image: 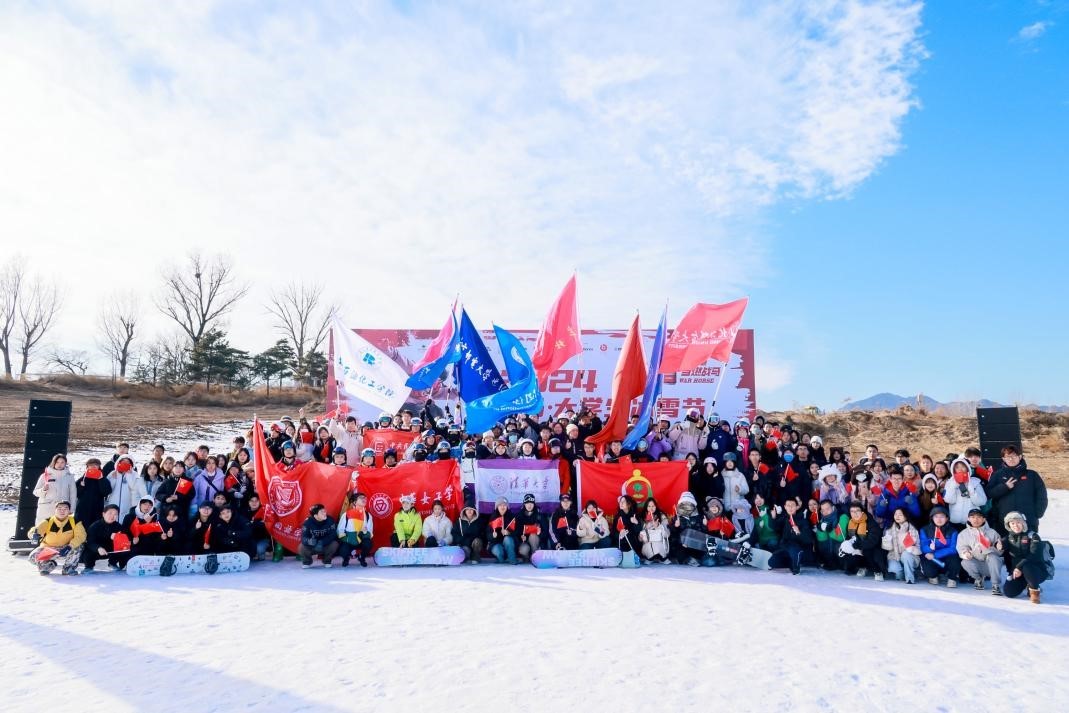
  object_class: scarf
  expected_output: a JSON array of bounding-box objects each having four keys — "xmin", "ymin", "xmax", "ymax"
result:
[
  {"xmin": 848, "ymin": 516, "xmax": 868, "ymax": 538},
  {"xmin": 346, "ymin": 506, "xmax": 366, "ymax": 532}
]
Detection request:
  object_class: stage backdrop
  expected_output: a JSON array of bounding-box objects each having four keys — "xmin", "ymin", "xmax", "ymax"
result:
[{"xmin": 327, "ymin": 328, "xmax": 756, "ymax": 428}]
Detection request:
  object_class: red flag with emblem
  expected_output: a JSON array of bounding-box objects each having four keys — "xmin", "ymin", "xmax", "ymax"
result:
[
  {"xmin": 532, "ymin": 274, "xmax": 583, "ymax": 389},
  {"xmin": 253, "ymin": 420, "xmax": 354, "ymax": 553},
  {"xmin": 658, "ymin": 298, "xmax": 748, "ymax": 374},
  {"xmin": 354, "ymin": 460, "xmax": 463, "ymax": 551},
  {"xmin": 577, "ymin": 461, "xmax": 688, "ymax": 518},
  {"xmin": 586, "ymin": 315, "xmax": 647, "ymax": 447}
]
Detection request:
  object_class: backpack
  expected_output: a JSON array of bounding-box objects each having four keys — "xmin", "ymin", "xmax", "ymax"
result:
[{"xmin": 1042, "ymin": 539, "xmax": 1056, "ymax": 580}]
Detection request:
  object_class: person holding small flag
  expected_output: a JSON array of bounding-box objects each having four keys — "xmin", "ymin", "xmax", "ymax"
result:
[
  {"xmin": 957, "ymin": 508, "xmax": 1005, "ymax": 594},
  {"xmin": 487, "ymin": 497, "xmax": 518, "ymax": 564},
  {"xmin": 919, "ymin": 506, "xmax": 961, "ymax": 587},
  {"xmin": 882, "ymin": 507, "xmax": 922, "ymax": 584},
  {"xmin": 577, "ymin": 500, "xmax": 611, "ymax": 551},
  {"xmin": 768, "ymin": 498, "xmax": 813, "ymax": 575},
  {"xmin": 549, "ymin": 494, "xmax": 579, "ymax": 551},
  {"xmin": 82, "ymin": 504, "xmax": 130, "ymax": 572},
  {"xmin": 638, "ymin": 498, "xmax": 671, "ymax": 562}
]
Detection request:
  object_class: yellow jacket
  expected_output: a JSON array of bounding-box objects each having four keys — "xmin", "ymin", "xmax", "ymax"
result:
[
  {"xmin": 393, "ymin": 508, "xmax": 423, "ymax": 546},
  {"xmin": 34, "ymin": 516, "xmax": 87, "ymax": 549}
]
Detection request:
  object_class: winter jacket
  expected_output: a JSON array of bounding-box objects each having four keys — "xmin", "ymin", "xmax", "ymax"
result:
[
  {"xmin": 721, "ymin": 467, "xmax": 750, "ymax": 512},
  {"xmin": 337, "ymin": 506, "xmax": 374, "ymax": 543},
  {"xmin": 774, "ymin": 511, "xmax": 813, "ymax": 548},
  {"xmin": 192, "ymin": 469, "xmax": 227, "ymax": 507},
  {"xmin": 74, "ymin": 472, "xmax": 112, "ymax": 526},
  {"xmin": 987, "ymin": 460, "xmax": 1048, "ymax": 531},
  {"xmin": 326, "ymin": 420, "xmax": 364, "ymax": 460},
  {"xmin": 188, "ymin": 515, "xmax": 214, "ymax": 552},
  {"xmin": 817, "ymin": 480, "xmax": 849, "ymax": 509},
  {"xmin": 957, "ymin": 523, "xmax": 1001, "ymax": 560},
  {"xmin": 613, "ymin": 510, "xmax": 642, "ymax": 551},
  {"xmin": 301, "ymin": 515, "xmax": 339, "ymax": 548},
  {"xmin": 311, "ymin": 437, "xmax": 338, "ymax": 464},
  {"xmin": 123, "ymin": 511, "xmax": 167, "ymax": 555},
  {"xmin": 777, "ymin": 461, "xmax": 810, "ymax": 507},
  {"xmin": 750, "ymin": 506, "xmax": 780, "ymax": 548},
  {"xmin": 548, "ymin": 508, "xmax": 579, "ymax": 549},
  {"xmin": 105, "ymin": 471, "xmax": 147, "ymax": 518},
  {"xmin": 690, "ymin": 469, "xmax": 724, "ymax": 510},
  {"xmin": 32, "ymin": 515, "xmax": 87, "ymax": 549},
  {"xmin": 421, "ymin": 512, "xmax": 454, "ymax": 545},
  {"xmin": 33, "ymin": 467, "xmax": 78, "ymax": 523},
  {"xmin": 1004, "ymin": 529, "xmax": 1047, "ymax": 572},
  {"xmin": 943, "ymin": 476, "xmax": 987, "ymax": 525},
  {"xmin": 639, "ymin": 513, "xmax": 670, "ymax": 559},
  {"xmin": 393, "ymin": 508, "xmax": 423, "ymax": 546},
  {"xmin": 814, "ymin": 513, "xmax": 849, "ymax": 561},
  {"xmin": 85, "ymin": 518, "xmax": 124, "ymax": 556},
  {"xmin": 452, "ymin": 512, "xmax": 484, "ymax": 548},
  {"xmin": 668, "ymin": 421, "xmax": 707, "ymax": 461},
  {"xmin": 208, "ymin": 516, "xmax": 252, "ymax": 553},
  {"xmin": 486, "ymin": 509, "xmax": 518, "ymax": 544},
  {"xmin": 881, "ymin": 522, "xmax": 922, "ymax": 561},
  {"xmin": 745, "ymin": 460, "xmax": 776, "ymax": 503},
  {"xmin": 158, "ymin": 515, "xmax": 188, "ymax": 555},
  {"xmin": 669, "ymin": 505, "xmax": 706, "ymax": 552},
  {"xmin": 845, "ymin": 513, "xmax": 882, "ymax": 552},
  {"xmin": 576, "ymin": 510, "xmax": 610, "ymax": 546},
  {"xmin": 515, "ymin": 506, "xmax": 543, "ymax": 543},
  {"xmin": 919, "ymin": 522, "xmax": 959, "ymax": 562},
  {"xmin": 647, "ymin": 433, "xmax": 673, "ymax": 461},
  {"xmin": 156, "ymin": 475, "xmax": 196, "ymax": 515},
  {"xmin": 873, "ymin": 482, "xmax": 921, "ymax": 529},
  {"xmin": 704, "ymin": 428, "xmax": 736, "ymax": 459}
]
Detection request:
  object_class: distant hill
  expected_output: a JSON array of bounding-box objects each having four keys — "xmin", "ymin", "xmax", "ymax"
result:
[{"xmin": 839, "ymin": 393, "xmax": 1068, "ymax": 415}]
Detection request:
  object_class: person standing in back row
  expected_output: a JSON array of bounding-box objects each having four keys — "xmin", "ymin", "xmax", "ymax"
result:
[{"xmin": 986, "ymin": 445, "xmax": 1047, "ymax": 534}]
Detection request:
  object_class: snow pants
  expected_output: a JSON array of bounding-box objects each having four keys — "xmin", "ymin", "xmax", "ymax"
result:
[
  {"xmin": 961, "ymin": 553, "xmax": 1005, "ymax": 584},
  {"xmin": 1003, "ymin": 562, "xmax": 1049, "ymax": 598}
]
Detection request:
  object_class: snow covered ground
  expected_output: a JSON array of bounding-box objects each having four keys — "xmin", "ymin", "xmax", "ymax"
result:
[{"xmin": 2, "ymin": 494, "xmax": 1068, "ymax": 713}]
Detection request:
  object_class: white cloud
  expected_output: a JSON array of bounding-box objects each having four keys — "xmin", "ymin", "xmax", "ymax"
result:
[
  {"xmin": 0, "ymin": 1, "xmax": 924, "ymax": 371},
  {"xmin": 1018, "ymin": 21, "xmax": 1052, "ymax": 40}
]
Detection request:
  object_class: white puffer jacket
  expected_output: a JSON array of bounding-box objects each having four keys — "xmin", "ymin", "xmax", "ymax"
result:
[
  {"xmin": 33, "ymin": 466, "xmax": 77, "ymax": 523},
  {"xmin": 422, "ymin": 512, "xmax": 454, "ymax": 545}
]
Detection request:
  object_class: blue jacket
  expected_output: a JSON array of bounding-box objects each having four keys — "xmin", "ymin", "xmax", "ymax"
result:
[
  {"xmin": 874, "ymin": 482, "xmax": 921, "ymax": 528},
  {"xmin": 919, "ymin": 523, "xmax": 958, "ymax": 562},
  {"xmin": 704, "ymin": 429, "xmax": 737, "ymax": 459}
]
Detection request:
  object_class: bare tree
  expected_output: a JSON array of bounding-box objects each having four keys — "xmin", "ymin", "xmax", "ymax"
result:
[
  {"xmin": 156, "ymin": 252, "xmax": 249, "ymax": 347},
  {"xmin": 0, "ymin": 258, "xmax": 25, "ymax": 378},
  {"xmin": 265, "ymin": 281, "xmax": 337, "ymax": 384},
  {"xmin": 48, "ymin": 348, "xmax": 89, "ymax": 375},
  {"xmin": 17, "ymin": 276, "xmax": 62, "ymax": 379},
  {"xmin": 98, "ymin": 293, "xmax": 141, "ymax": 379}
]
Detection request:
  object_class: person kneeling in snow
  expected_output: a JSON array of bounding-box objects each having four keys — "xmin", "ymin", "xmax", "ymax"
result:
[
  {"xmin": 515, "ymin": 494, "xmax": 543, "ymax": 562},
  {"xmin": 487, "ymin": 497, "xmax": 519, "ymax": 563},
  {"xmin": 957, "ymin": 508, "xmax": 1005, "ymax": 595},
  {"xmin": 392, "ymin": 494, "xmax": 423, "ymax": 548},
  {"xmin": 814, "ymin": 499, "xmax": 848, "ymax": 571},
  {"xmin": 337, "ymin": 492, "xmax": 373, "ymax": 567},
  {"xmin": 639, "ymin": 498, "xmax": 671, "ymax": 562},
  {"xmin": 549, "ymin": 494, "xmax": 579, "ymax": 551},
  {"xmin": 668, "ymin": 492, "xmax": 706, "ymax": 566},
  {"xmin": 1001, "ymin": 511, "xmax": 1052, "ymax": 604},
  {"xmin": 577, "ymin": 500, "xmax": 611, "ymax": 551},
  {"xmin": 207, "ymin": 502, "xmax": 252, "ymax": 555},
  {"xmin": 839, "ymin": 501, "xmax": 886, "ymax": 581},
  {"xmin": 82, "ymin": 504, "xmax": 131, "ymax": 571},
  {"xmin": 768, "ymin": 498, "xmax": 813, "ymax": 575},
  {"xmin": 882, "ymin": 507, "xmax": 922, "ymax": 584},
  {"xmin": 701, "ymin": 497, "xmax": 736, "ymax": 566},
  {"xmin": 29, "ymin": 501, "xmax": 86, "ymax": 576},
  {"xmin": 422, "ymin": 499, "xmax": 454, "ymax": 548},
  {"xmin": 920, "ymin": 506, "xmax": 961, "ymax": 587},
  {"xmin": 299, "ymin": 504, "xmax": 339, "ymax": 568}
]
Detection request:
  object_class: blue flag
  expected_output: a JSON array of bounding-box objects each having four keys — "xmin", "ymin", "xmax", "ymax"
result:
[
  {"xmin": 464, "ymin": 326, "xmax": 544, "ymax": 434},
  {"xmin": 623, "ymin": 306, "xmax": 668, "ymax": 450},
  {"xmin": 455, "ymin": 309, "xmax": 506, "ymax": 402}
]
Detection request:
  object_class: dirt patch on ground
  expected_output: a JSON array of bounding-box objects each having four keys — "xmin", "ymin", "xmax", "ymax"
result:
[{"xmin": 764, "ymin": 406, "xmax": 1069, "ymax": 489}]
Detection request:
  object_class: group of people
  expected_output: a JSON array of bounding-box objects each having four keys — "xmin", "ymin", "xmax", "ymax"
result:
[{"xmin": 26, "ymin": 404, "xmax": 1055, "ymax": 603}]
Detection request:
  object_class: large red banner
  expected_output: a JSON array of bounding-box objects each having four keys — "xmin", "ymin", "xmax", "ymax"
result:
[
  {"xmin": 327, "ymin": 328, "xmax": 757, "ymax": 426},
  {"xmin": 355, "ymin": 461, "xmax": 464, "ymax": 551},
  {"xmin": 576, "ymin": 461, "xmax": 689, "ymax": 518},
  {"xmin": 252, "ymin": 421, "xmax": 354, "ymax": 553}
]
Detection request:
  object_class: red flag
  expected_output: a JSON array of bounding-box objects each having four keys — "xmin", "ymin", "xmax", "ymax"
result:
[
  {"xmin": 532, "ymin": 274, "xmax": 582, "ymax": 388},
  {"xmin": 253, "ymin": 420, "xmax": 354, "ymax": 553},
  {"xmin": 354, "ymin": 460, "xmax": 463, "ymax": 551},
  {"xmin": 410, "ymin": 298, "xmax": 458, "ymax": 374},
  {"xmin": 112, "ymin": 533, "xmax": 131, "ymax": 552},
  {"xmin": 175, "ymin": 478, "xmax": 193, "ymax": 496},
  {"xmin": 577, "ymin": 461, "xmax": 688, "ymax": 518},
  {"xmin": 586, "ymin": 315, "xmax": 647, "ymax": 446},
  {"xmin": 555, "ymin": 516, "xmax": 569, "ymax": 529},
  {"xmin": 934, "ymin": 527, "xmax": 946, "ymax": 545},
  {"xmin": 903, "ymin": 531, "xmax": 915, "ymax": 547},
  {"xmin": 364, "ymin": 429, "xmax": 419, "ymax": 467},
  {"xmin": 658, "ymin": 298, "xmax": 748, "ymax": 374},
  {"xmin": 978, "ymin": 531, "xmax": 991, "ymax": 548},
  {"xmin": 784, "ymin": 464, "xmax": 798, "ymax": 483}
]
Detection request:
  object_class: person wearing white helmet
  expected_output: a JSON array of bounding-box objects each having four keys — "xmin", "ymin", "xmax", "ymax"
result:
[{"xmin": 1001, "ymin": 511, "xmax": 1052, "ymax": 603}]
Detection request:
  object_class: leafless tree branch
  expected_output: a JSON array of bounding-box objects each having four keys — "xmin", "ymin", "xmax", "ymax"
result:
[
  {"xmin": 98, "ymin": 292, "xmax": 141, "ymax": 379},
  {"xmin": 17, "ymin": 276, "xmax": 62, "ymax": 379},
  {"xmin": 155, "ymin": 252, "xmax": 249, "ymax": 347},
  {"xmin": 265, "ymin": 281, "xmax": 337, "ymax": 383}
]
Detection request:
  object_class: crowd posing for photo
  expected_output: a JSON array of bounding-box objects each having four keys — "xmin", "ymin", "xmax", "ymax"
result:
[{"xmin": 26, "ymin": 405, "xmax": 1054, "ymax": 603}]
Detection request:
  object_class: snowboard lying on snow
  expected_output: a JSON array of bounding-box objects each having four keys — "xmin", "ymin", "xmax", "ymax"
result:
[
  {"xmin": 680, "ymin": 529, "xmax": 772, "ymax": 570},
  {"xmin": 126, "ymin": 552, "xmax": 250, "ymax": 576},
  {"xmin": 531, "ymin": 548, "xmax": 623, "ymax": 569},
  {"xmin": 374, "ymin": 546, "xmax": 466, "ymax": 566}
]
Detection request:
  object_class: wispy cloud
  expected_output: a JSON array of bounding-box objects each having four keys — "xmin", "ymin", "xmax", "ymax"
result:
[
  {"xmin": 1018, "ymin": 20, "xmax": 1052, "ymax": 40},
  {"xmin": 0, "ymin": 1, "xmax": 925, "ymax": 365}
]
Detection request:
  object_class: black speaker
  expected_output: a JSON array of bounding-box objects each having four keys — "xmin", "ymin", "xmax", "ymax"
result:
[
  {"xmin": 976, "ymin": 406, "xmax": 1021, "ymax": 466},
  {"xmin": 9, "ymin": 399, "xmax": 72, "ymax": 553}
]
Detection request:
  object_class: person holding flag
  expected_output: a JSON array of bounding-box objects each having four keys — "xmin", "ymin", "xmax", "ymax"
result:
[
  {"xmin": 486, "ymin": 497, "xmax": 518, "ymax": 564},
  {"xmin": 919, "ymin": 506, "xmax": 961, "ymax": 587},
  {"xmin": 549, "ymin": 494, "xmax": 579, "ymax": 551},
  {"xmin": 881, "ymin": 507, "xmax": 922, "ymax": 584},
  {"xmin": 957, "ymin": 508, "xmax": 1005, "ymax": 594}
]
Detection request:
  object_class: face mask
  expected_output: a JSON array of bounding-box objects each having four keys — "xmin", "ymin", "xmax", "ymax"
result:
[{"xmin": 783, "ymin": 453, "xmax": 795, "ymax": 463}]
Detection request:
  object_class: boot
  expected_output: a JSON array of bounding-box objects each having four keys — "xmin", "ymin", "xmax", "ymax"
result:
[
  {"xmin": 272, "ymin": 542, "xmax": 284, "ymax": 562},
  {"xmin": 1029, "ymin": 587, "xmax": 1041, "ymax": 604}
]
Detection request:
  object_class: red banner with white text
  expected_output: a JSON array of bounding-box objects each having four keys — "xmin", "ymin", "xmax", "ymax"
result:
[{"xmin": 355, "ymin": 461, "xmax": 464, "ymax": 551}]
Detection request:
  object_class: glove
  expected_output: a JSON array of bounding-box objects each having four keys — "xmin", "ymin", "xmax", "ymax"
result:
[
  {"xmin": 958, "ymin": 483, "xmax": 969, "ymax": 496},
  {"xmin": 819, "ymin": 522, "xmax": 829, "ymax": 531},
  {"xmin": 30, "ymin": 533, "xmax": 40, "ymax": 546},
  {"xmin": 58, "ymin": 545, "xmax": 71, "ymax": 556}
]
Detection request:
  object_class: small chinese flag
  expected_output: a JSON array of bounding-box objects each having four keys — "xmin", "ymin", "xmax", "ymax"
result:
[
  {"xmin": 978, "ymin": 532, "xmax": 991, "ymax": 548},
  {"xmin": 556, "ymin": 516, "xmax": 569, "ymax": 529},
  {"xmin": 176, "ymin": 478, "xmax": 193, "ymax": 495},
  {"xmin": 934, "ymin": 527, "xmax": 946, "ymax": 545},
  {"xmin": 903, "ymin": 531, "xmax": 915, "ymax": 548}
]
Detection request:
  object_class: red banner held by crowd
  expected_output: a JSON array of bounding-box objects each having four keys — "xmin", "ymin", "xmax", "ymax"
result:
[
  {"xmin": 364, "ymin": 429, "xmax": 420, "ymax": 466},
  {"xmin": 252, "ymin": 421, "xmax": 354, "ymax": 553},
  {"xmin": 355, "ymin": 460, "xmax": 464, "ymax": 551},
  {"xmin": 576, "ymin": 460, "xmax": 689, "ymax": 518}
]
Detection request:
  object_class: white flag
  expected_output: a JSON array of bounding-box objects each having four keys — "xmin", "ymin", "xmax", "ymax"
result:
[{"xmin": 331, "ymin": 317, "xmax": 412, "ymax": 414}]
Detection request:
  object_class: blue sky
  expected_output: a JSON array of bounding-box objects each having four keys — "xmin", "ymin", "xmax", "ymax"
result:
[
  {"xmin": 754, "ymin": 1, "xmax": 1068, "ymax": 409},
  {"xmin": 0, "ymin": 1, "xmax": 1064, "ymax": 411}
]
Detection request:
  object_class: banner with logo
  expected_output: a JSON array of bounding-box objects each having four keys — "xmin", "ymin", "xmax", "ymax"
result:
[
  {"xmin": 252, "ymin": 421, "xmax": 354, "ymax": 553},
  {"xmin": 363, "ymin": 429, "xmax": 420, "ymax": 466},
  {"xmin": 473, "ymin": 460, "xmax": 561, "ymax": 515},
  {"xmin": 355, "ymin": 460, "xmax": 464, "ymax": 551},
  {"xmin": 327, "ymin": 328, "xmax": 756, "ymax": 428},
  {"xmin": 576, "ymin": 460, "xmax": 689, "ymax": 518}
]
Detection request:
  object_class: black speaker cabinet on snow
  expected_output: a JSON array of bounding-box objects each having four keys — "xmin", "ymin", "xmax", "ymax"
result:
[
  {"xmin": 8, "ymin": 399, "xmax": 72, "ymax": 553},
  {"xmin": 976, "ymin": 406, "xmax": 1022, "ymax": 466}
]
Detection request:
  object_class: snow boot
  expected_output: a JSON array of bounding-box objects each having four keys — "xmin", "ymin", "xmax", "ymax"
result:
[
  {"xmin": 359, "ymin": 555, "xmax": 368, "ymax": 568},
  {"xmin": 1029, "ymin": 587, "xmax": 1041, "ymax": 604},
  {"xmin": 160, "ymin": 556, "xmax": 177, "ymax": 577},
  {"xmin": 204, "ymin": 554, "xmax": 219, "ymax": 575},
  {"xmin": 62, "ymin": 564, "xmax": 79, "ymax": 576},
  {"xmin": 38, "ymin": 560, "xmax": 57, "ymax": 576}
]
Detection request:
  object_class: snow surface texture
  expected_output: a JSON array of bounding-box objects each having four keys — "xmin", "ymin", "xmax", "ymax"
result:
[{"xmin": 2, "ymin": 494, "xmax": 1068, "ymax": 713}]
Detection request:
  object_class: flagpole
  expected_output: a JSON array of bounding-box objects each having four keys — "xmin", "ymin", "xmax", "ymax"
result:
[{"xmin": 572, "ymin": 269, "xmax": 584, "ymax": 412}]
